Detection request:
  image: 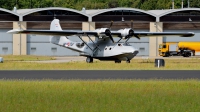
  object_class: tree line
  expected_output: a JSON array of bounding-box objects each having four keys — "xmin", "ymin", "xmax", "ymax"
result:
[{"xmin": 0, "ymin": 0, "xmax": 200, "ymax": 11}]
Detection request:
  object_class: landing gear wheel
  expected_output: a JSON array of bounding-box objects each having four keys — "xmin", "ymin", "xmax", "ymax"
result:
[
  {"xmin": 126, "ymin": 60, "xmax": 130, "ymax": 63},
  {"xmin": 86, "ymin": 57, "xmax": 93, "ymax": 63},
  {"xmin": 115, "ymin": 60, "xmax": 121, "ymax": 63}
]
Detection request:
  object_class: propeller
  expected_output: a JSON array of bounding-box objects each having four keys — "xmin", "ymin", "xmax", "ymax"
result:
[
  {"xmin": 109, "ymin": 21, "xmax": 113, "ymax": 29},
  {"xmin": 130, "ymin": 20, "xmax": 140, "ymax": 40},
  {"xmin": 131, "ymin": 20, "xmax": 133, "ymax": 29},
  {"xmin": 105, "ymin": 29, "xmax": 115, "ymax": 43},
  {"xmin": 107, "ymin": 21, "xmax": 115, "ymax": 43}
]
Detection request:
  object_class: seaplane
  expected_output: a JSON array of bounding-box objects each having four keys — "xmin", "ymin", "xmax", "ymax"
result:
[{"xmin": 7, "ymin": 19, "xmax": 194, "ymax": 63}]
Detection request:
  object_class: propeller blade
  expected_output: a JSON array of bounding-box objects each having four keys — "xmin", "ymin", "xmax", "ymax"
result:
[
  {"xmin": 105, "ymin": 29, "xmax": 115, "ymax": 43},
  {"xmin": 109, "ymin": 34, "xmax": 115, "ymax": 43},
  {"xmin": 109, "ymin": 21, "xmax": 113, "ymax": 29},
  {"xmin": 134, "ymin": 34, "xmax": 140, "ymax": 40},
  {"xmin": 131, "ymin": 20, "xmax": 133, "ymax": 29}
]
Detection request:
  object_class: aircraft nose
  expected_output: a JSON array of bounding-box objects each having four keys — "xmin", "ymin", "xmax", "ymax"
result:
[
  {"xmin": 133, "ymin": 50, "xmax": 139, "ymax": 55},
  {"xmin": 133, "ymin": 48, "xmax": 139, "ymax": 55}
]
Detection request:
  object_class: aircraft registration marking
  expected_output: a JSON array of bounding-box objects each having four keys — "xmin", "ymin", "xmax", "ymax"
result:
[{"xmin": 64, "ymin": 42, "xmax": 74, "ymax": 47}]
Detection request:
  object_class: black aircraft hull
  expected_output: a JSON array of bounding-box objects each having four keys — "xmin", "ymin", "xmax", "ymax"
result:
[{"xmin": 92, "ymin": 51, "xmax": 139, "ymax": 61}]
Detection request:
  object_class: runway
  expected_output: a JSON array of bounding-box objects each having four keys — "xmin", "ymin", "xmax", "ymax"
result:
[{"xmin": 0, "ymin": 70, "xmax": 200, "ymax": 80}]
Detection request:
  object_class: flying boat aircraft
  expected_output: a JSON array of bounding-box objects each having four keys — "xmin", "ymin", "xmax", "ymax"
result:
[{"xmin": 7, "ymin": 19, "xmax": 194, "ymax": 63}]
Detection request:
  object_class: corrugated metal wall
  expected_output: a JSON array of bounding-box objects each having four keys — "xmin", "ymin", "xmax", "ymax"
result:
[
  {"xmin": 163, "ymin": 30, "xmax": 200, "ymax": 42},
  {"xmin": 0, "ymin": 29, "xmax": 13, "ymax": 55}
]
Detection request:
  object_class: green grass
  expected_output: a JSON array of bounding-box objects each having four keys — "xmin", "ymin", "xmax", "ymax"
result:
[
  {"xmin": 1, "ymin": 57, "xmax": 200, "ymax": 70},
  {"xmin": 1, "ymin": 80, "xmax": 200, "ymax": 112},
  {"xmin": 0, "ymin": 55, "xmax": 55, "ymax": 61}
]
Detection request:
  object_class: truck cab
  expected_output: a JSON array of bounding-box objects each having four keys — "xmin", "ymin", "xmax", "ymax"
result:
[
  {"xmin": 159, "ymin": 44, "xmax": 166, "ymax": 56},
  {"xmin": 158, "ymin": 43, "xmax": 176, "ymax": 57}
]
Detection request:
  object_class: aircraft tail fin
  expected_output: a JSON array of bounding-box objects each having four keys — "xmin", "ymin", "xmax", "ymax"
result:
[
  {"xmin": 50, "ymin": 19, "xmax": 72, "ymax": 45},
  {"xmin": 50, "ymin": 19, "xmax": 62, "ymax": 31}
]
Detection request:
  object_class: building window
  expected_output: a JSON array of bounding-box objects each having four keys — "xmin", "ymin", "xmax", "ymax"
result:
[
  {"xmin": 31, "ymin": 47, "xmax": 36, "ymax": 51},
  {"xmin": 51, "ymin": 47, "xmax": 57, "ymax": 52},
  {"xmin": 139, "ymin": 48, "xmax": 145, "ymax": 51},
  {"xmin": 2, "ymin": 47, "xmax": 8, "ymax": 51}
]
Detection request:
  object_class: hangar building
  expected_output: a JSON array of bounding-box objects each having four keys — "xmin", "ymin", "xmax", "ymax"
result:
[{"xmin": 0, "ymin": 7, "xmax": 200, "ymax": 56}]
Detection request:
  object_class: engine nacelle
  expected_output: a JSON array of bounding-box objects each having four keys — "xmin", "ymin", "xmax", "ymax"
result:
[
  {"xmin": 94, "ymin": 28, "xmax": 110, "ymax": 38},
  {"xmin": 117, "ymin": 28, "xmax": 134, "ymax": 39}
]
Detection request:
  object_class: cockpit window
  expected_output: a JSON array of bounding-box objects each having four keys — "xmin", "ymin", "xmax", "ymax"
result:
[
  {"xmin": 118, "ymin": 44, "xmax": 122, "ymax": 46},
  {"xmin": 159, "ymin": 45, "xmax": 162, "ymax": 49}
]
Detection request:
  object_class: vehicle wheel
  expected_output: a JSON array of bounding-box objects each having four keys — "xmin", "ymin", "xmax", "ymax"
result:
[
  {"xmin": 186, "ymin": 53, "xmax": 191, "ymax": 57},
  {"xmin": 183, "ymin": 52, "xmax": 191, "ymax": 57},
  {"xmin": 126, "ymin": 60, "xmax": 130, "ymax": 63},
  {"xmin": 86, "ymin": 57, "xmax": 93, "ymax": 63},
  {"xmin": 165, "ymin": 52, "xmax": 169, "ymax": 57}
]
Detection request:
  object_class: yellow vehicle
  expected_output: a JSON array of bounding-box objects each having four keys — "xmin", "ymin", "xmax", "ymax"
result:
[{"xmin": 158, "ymin": 42, "xmax": 200, "ymax": 57}]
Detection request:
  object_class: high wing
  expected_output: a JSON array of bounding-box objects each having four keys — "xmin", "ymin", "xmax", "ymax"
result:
[
  {"xmin": 134, "ymin": 32, "xmax": 194, "ymax": 37},
  {"xmin": 110, "ymin": 29, "xmax": 194, "ymax": 40},
  {"xmin": 7, "ymin": 29, "xmax": 99, "ymax": 36},
  {"xmin": 7, "ymin": 29, "xmax": 194, "ymax": 38}
]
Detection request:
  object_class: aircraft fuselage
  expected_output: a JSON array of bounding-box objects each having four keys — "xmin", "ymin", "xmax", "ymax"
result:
[{"xmin": 63, "ymin": 37, "xmax": 139, "ymax": 62}]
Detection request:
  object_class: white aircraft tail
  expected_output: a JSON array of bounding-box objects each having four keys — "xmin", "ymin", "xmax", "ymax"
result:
[
  {"xmin": 50, "ymin": 19, "xmax": 72, "ymax": 45},
  {"xmin": 50, "ymin": 19, "xmax": 63, "ymax": 31}
]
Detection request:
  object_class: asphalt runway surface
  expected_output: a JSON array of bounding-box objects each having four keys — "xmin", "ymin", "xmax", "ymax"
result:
[{"xmin": 0, "ymin": 70, "xmax": 200, "ymax": 80}]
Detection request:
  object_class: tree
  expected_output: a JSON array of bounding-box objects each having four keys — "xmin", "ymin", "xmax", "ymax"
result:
[{"xmin": 108, "ymin": 0, "xmax": 119, "ymax": 8}]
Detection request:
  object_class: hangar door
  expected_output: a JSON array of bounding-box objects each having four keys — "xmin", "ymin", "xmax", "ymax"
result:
[
  {"xmin": 0, "ymin": 29, "xmax": 13, "ymax": 55},
  {"xmin": 163, "ymin": 30, "xmax": 200, "ymax": 42}
]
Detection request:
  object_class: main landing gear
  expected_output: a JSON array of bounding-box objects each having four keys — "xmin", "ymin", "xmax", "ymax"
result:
[
  {"xmin": 115, "ymin": 60, "xmax": 121, "ymax": 63},
  {"xmin": 86, "ymin": 57, "xmax": 93, "ymax": 63},
  {"xmin": 126, "ymin": 60, "xmax": 130, "ymax": 63},
  {"xmin": 115, "ymin": 60, "xmax": 130, "ymax": 63}
]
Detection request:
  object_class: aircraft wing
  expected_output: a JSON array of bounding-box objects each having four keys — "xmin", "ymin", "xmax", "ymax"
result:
[
  {"xmin": 7, "ymin": 29, "xmax": 194, "ymax": 39},
  {"xmin": 109, "ymin": 30, "xmax": 194, "ymax": 40},
  {"xmin": 134, "ymin": 32, "xmax": 195, "ymax": 37},
  {"xmin": 7, "ymin": 29, "xmax": 99, "ymax": 36}
]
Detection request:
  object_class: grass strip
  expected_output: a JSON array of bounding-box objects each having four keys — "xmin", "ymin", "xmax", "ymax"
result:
[
  {"xmin": 0, "ymin": 55, "xmax": 55, "ymax": 61},
  {"xmin": 0, "ymin": 80, "xmax": 200, "ymax": 112},
  {"xmin": 1, "ymin": 58, "xmax": 200, "ymax": 70}
]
